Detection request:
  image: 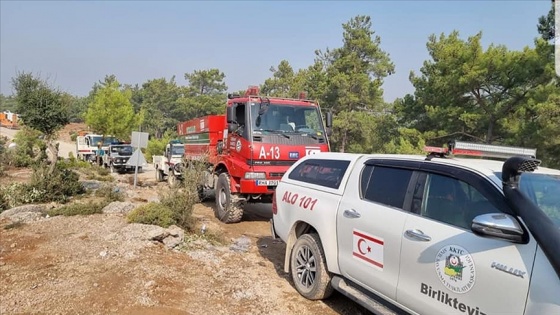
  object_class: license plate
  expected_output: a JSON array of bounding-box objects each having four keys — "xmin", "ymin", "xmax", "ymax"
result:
[{"xmin": 257, "ymin": 180, "xmax": 279, "ymax": 186}]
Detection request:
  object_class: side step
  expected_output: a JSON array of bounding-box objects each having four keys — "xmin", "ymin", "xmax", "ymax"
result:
[{"xmin": 331, "ymin": 276, "xmax": 410, "ymax": 315}]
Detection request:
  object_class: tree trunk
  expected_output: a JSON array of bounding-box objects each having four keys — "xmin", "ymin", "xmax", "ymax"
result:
[
  {"xmin": 486, "ymin": 119, "xmax": 495, "ymax": 144},
  {"xmin": 47, "ymin": 141, "xmax": 59, "ymax": 174},
  {"xmin": 340, "ymin": 130, "xmax": 347, "ymax": 153}
]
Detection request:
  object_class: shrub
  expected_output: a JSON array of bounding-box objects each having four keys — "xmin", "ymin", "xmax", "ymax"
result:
[
  {"xmin": 95, "ymin": 183, "xmax": 125, "ymax": 202},
  {"xmin": 47, "ymin": 201, "xmax": 107, "ymax": 217},
  {"xmin": 11, "ymin": 127, "xmax": 46, "ymax": 167},
  {"xmin": 28, "ymin": 162, "xmax": 85, "ymax": 203},
  {"xmin": 158, "ymin": 156, "xmax": 209, "ymax": 231},
  {"xmin": 127, "ymin": 202, "xmax": 175, "ymax": 228}
]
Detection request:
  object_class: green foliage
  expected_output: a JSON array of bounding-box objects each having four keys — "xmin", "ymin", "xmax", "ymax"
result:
[
  {"xmin": 47, "ymin": 201, "xmax": 106, "ymax": 217},
  {"xmin": 11, "ymin": 72, "xmax": 70, "ymax": 138},
  {"xmin": 94, "ymin": 183, "xmax": 125, "ymax": 202},
  {"xmin": 0, "ymin": 162, "xmax": 85, "ymax": 211},
  {"xmin": 139, "ymin": 77, "xmax": 182, "ymax": 137},
  {"xmin": 145, "ymin": 131, "xmax": 174, "ymax": 162},
  {"xmin": 85, "ymin": 76, "xmax": 142, "ymax": 140},
  {"xmin": 79, "ymin": 165, "xmax": 114, "ymax": 182},
  {"xmin": 0, "ymin": 94, "xmax": 18, "ymax": 112},
  {"xmin": 537, "ymin": 1, "xmax": 555, "ymax": 43},
  {"xmin": 407, "ymin": 31, "xmax": 550, "ymax": 143},
  {"xmin": 184, "ymin": 68, "xmax": 227, "ymax": 95},
  {"xmin": 3, "ymin": 127, "xmax": 46, "ymax": 167},
  {"xmin": 127, "ymin": 202, "xmax": 175, "ymax": 228}
]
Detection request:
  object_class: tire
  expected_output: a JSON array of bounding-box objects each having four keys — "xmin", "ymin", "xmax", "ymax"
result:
[
  {"xmin": 214, "ymin": 173, "xmax": 243, "ymax": 223},
  {"xmin": 290, "ymin": 233, "xmax": 334, "ymax": 300},
  {"xmin": 168, "ymin": 171, "xmax": 177, "ymax": 187}
]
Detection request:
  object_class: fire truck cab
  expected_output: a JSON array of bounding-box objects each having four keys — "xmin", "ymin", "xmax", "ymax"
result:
[{"xmin": 178, "ymin": 86, "xmax": 332, "ymax": 223}]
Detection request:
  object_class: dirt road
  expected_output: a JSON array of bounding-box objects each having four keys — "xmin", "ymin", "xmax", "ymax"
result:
[{"xmin": 0, "ymin": 126, "xmax": 371, "ymax": 315}]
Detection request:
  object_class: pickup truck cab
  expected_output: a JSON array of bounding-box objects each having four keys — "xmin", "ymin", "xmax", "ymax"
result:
[
  {"xmin": 271, "ymin": 141, "xmax": 560, "ymax": 315},
  {"xmin": 153, "ymin": 140, "xmax": 186, "ymax": 187},
  {"xmin": 103, "ymin": 143, "xmax": 136, "ymax": 173}
]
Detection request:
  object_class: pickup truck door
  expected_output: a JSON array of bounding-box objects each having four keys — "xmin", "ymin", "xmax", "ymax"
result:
[
  {"xmin": 396, "ymin": 169, "xmax": 536, "ymax": 315},
  {"xmin": 337, "ymin": 159, "xmax": 419, "ymax": 301}
]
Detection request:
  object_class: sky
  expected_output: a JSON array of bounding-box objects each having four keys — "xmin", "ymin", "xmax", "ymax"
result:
[{"xmin": 0, "ymin": 0, "xmax": 552, "ymax": 103}]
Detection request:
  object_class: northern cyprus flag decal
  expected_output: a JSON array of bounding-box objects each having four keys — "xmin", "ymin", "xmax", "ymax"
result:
[{"xmin": 352, "ymin": 229, "xmax": 384, "ymax": 270}]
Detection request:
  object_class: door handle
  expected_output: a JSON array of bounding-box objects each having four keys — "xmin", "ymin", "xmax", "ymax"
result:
[
  {"xmin": 405, "ymin": 229, "xmax": 432, "ymax": 242},
  {"xmin": 343, "ymin": 209, "xmax": 361, "ymax": 219}
]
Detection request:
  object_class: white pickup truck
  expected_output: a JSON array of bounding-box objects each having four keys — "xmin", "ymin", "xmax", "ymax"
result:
[
  {"xmin": 153, "ymin": 141, "xmax": 186, "ymax": 186},
  {"xmin": 271, "ymin": 141, "xmax": 560, "ymax": 315}
]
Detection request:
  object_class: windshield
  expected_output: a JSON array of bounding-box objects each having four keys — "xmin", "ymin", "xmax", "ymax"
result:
[
  {"xmin": 113, "ymin": 145, "xmax": 133, "ymax": 155},
  {"xmin": 497, "ymin": 172, "xmax": 560, "ymax": 228},
  {"xmin": 171, "ymin": 145, "xmax": 185, "ymax": 156},
  {"xmin": 90, "ymin": 136, "xmax": 117, "ymax": 146},
  {"xmin": 250, "ymin": 103, "xmax": 325, "ymax": 136}
]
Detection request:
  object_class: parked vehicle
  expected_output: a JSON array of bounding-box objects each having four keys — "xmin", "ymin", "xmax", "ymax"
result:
[
  {"xmin": 76, "ymin": 134, "xmax": 117, "ymax": 162},
  {"xmin": 103, "ymin": 142, "xmax": 136, "ymax": 173},
  {"xmin": 176, "ymin": 86, "xmax": 333, "ymax": 223},
  {"xmin": 153, "ymin": 140, "xmax": 186, "ymax": 187},
  {"xmin": 271, "ymin": 141, "xmax": 560, "ymax": 315}
]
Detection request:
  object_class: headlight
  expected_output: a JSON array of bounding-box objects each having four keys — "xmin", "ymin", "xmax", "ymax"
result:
[{"xmin": 244, "ymin": 172, "xmax": 266, "ymax": 179}]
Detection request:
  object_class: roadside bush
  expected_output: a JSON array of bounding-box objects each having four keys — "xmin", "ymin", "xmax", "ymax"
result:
[
  {"xmin": 127, "ymin": 202, "xmax": 175, "ymax": 228},
  {"xmin": 47, "ymin": 201, "xmax": 107, "ymax": 217},
  {"xmin": 27, "ymin": 162, "xmax": 85, "ymax": 204},
  {"xmin": 10, "ymin": 127, "xmax": 46, "ymax": 167},
  {"xmin": 95, "ymin": 183, "xmax": 125, "ymax": 202},
  {"xmin": 80, "ymin": 165, "xmax": 113, "ymax": 182},
  {"xmin": 159, "ymin": 156, "xmax": 208, "ymax": 231},
  {"xmin": 0, "ymin": 162, "xmax": 86, "ymax": 212}
]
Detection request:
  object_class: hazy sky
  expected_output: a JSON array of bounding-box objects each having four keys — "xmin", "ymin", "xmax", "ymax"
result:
[{"xmin": 0, "ymin": 0, "xmax": 551, "ymax": 103}]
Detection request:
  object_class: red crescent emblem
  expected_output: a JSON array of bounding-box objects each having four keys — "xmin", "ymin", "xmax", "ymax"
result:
[{"xmin": 357, "ymin": 238, "xmax": 366, "ymax": 255}]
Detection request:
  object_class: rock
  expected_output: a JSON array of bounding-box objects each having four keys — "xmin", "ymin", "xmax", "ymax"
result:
[
  {"xmin": 148, "ymin": 229, "xmax": 170, "ymax": 242},
  {"xmin": 80, "ymin": 180, "xmax": 102, "ymax": 190},
  {"xmin": 99, "ymin": 250, "xmax": 108, "ymax": 258},
  {"xmin": 0, "ymin": 205, "xmax": 45, "ymax": 219},
  {"xmin": 144, "ymin": 280, "xmax": 156, "ymax": 289},
  {"xmin": 230, "ymin": 236, "xmax": 251, "ymax": 252},
  {"xmin": 102, "ymin": 202, "xmax": 136, "ymax": 215}
]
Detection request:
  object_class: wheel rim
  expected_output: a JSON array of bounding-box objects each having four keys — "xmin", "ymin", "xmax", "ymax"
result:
[
  {"xmin": 218, "ymin": 188, "xmax": 227, "ymax": 210},
  {"xmin": 295, "ymin": 245, "xmax": 317, "ymax": 288}
]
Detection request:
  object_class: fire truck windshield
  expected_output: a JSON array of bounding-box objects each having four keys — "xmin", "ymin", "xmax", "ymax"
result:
[{"xmin": 250, "ymin": 103, "xmax": 325, "ymax": 136}]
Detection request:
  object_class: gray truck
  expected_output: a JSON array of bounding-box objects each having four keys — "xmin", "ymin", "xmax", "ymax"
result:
[{"xmin": 103, "ymin": 143, "xmax": 136, "ymax": 173}]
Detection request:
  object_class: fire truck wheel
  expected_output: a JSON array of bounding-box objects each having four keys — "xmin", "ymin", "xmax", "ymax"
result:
[{"xmin": 215, "ymin": 173, "xmax": 243, "ymax": 224}]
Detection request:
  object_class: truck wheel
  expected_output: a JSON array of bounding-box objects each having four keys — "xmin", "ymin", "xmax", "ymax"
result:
[
  {"xmin": 290, "ymin": 233, "xmax": 334, "ymax": 300},
  {"xmin": 168, "ymin": 172, "xmax": 178, "ymax": 187},
  {"xmin": 215, "ymin": 173, "xmax": 243, "ymax": 223}
]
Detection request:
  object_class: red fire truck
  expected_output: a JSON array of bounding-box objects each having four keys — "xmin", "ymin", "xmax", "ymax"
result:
[{"xmin": 177, "ymin": 86, "xmax": 332, "ymax": 223}]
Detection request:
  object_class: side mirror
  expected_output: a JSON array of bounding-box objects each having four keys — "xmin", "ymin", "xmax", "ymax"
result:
[
  {"xmin": 472, "ymin": 213, "xmax": 525, "ymax": 243},
  {"xmin": 326, "ymin": 111, "xmax": 333, "ymax": 128},
  {"xmin": 226, "ymin": 106, "xmax": 235, "ymax": 123}
]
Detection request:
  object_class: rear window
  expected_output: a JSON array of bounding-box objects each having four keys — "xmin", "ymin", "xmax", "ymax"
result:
[{"xmin": 288, "ymin": 159, "xmax": 350, "ymax": 189}]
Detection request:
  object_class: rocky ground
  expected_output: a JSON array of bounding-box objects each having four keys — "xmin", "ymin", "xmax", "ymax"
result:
[{"xmin": 0, "ymin": 125, "xmax": 370, "ymax": 315}]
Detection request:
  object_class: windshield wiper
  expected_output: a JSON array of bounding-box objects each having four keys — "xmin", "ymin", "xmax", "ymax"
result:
[{"xmin": 258, "ymin": 129, "xmax": 290, "ymax": 139}]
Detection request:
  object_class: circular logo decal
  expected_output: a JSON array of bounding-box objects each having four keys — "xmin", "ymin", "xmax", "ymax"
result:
[
  {"xmin": 435, "ymin": 245, "xmax": 476, "ymax": 294},
  {"xmin": 236, "ymin": 140, "xmax": 242, "ymax": 152}
]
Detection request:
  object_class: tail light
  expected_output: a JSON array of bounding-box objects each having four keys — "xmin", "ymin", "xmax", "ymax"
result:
[{"xmin": 271, "ymin": 191, "xmax": 277, "ymax": 215}]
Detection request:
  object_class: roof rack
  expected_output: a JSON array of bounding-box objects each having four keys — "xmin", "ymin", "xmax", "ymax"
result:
[{"xmin": 424, "ymin": 140, "xmax": 537, "ymax": 161}]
